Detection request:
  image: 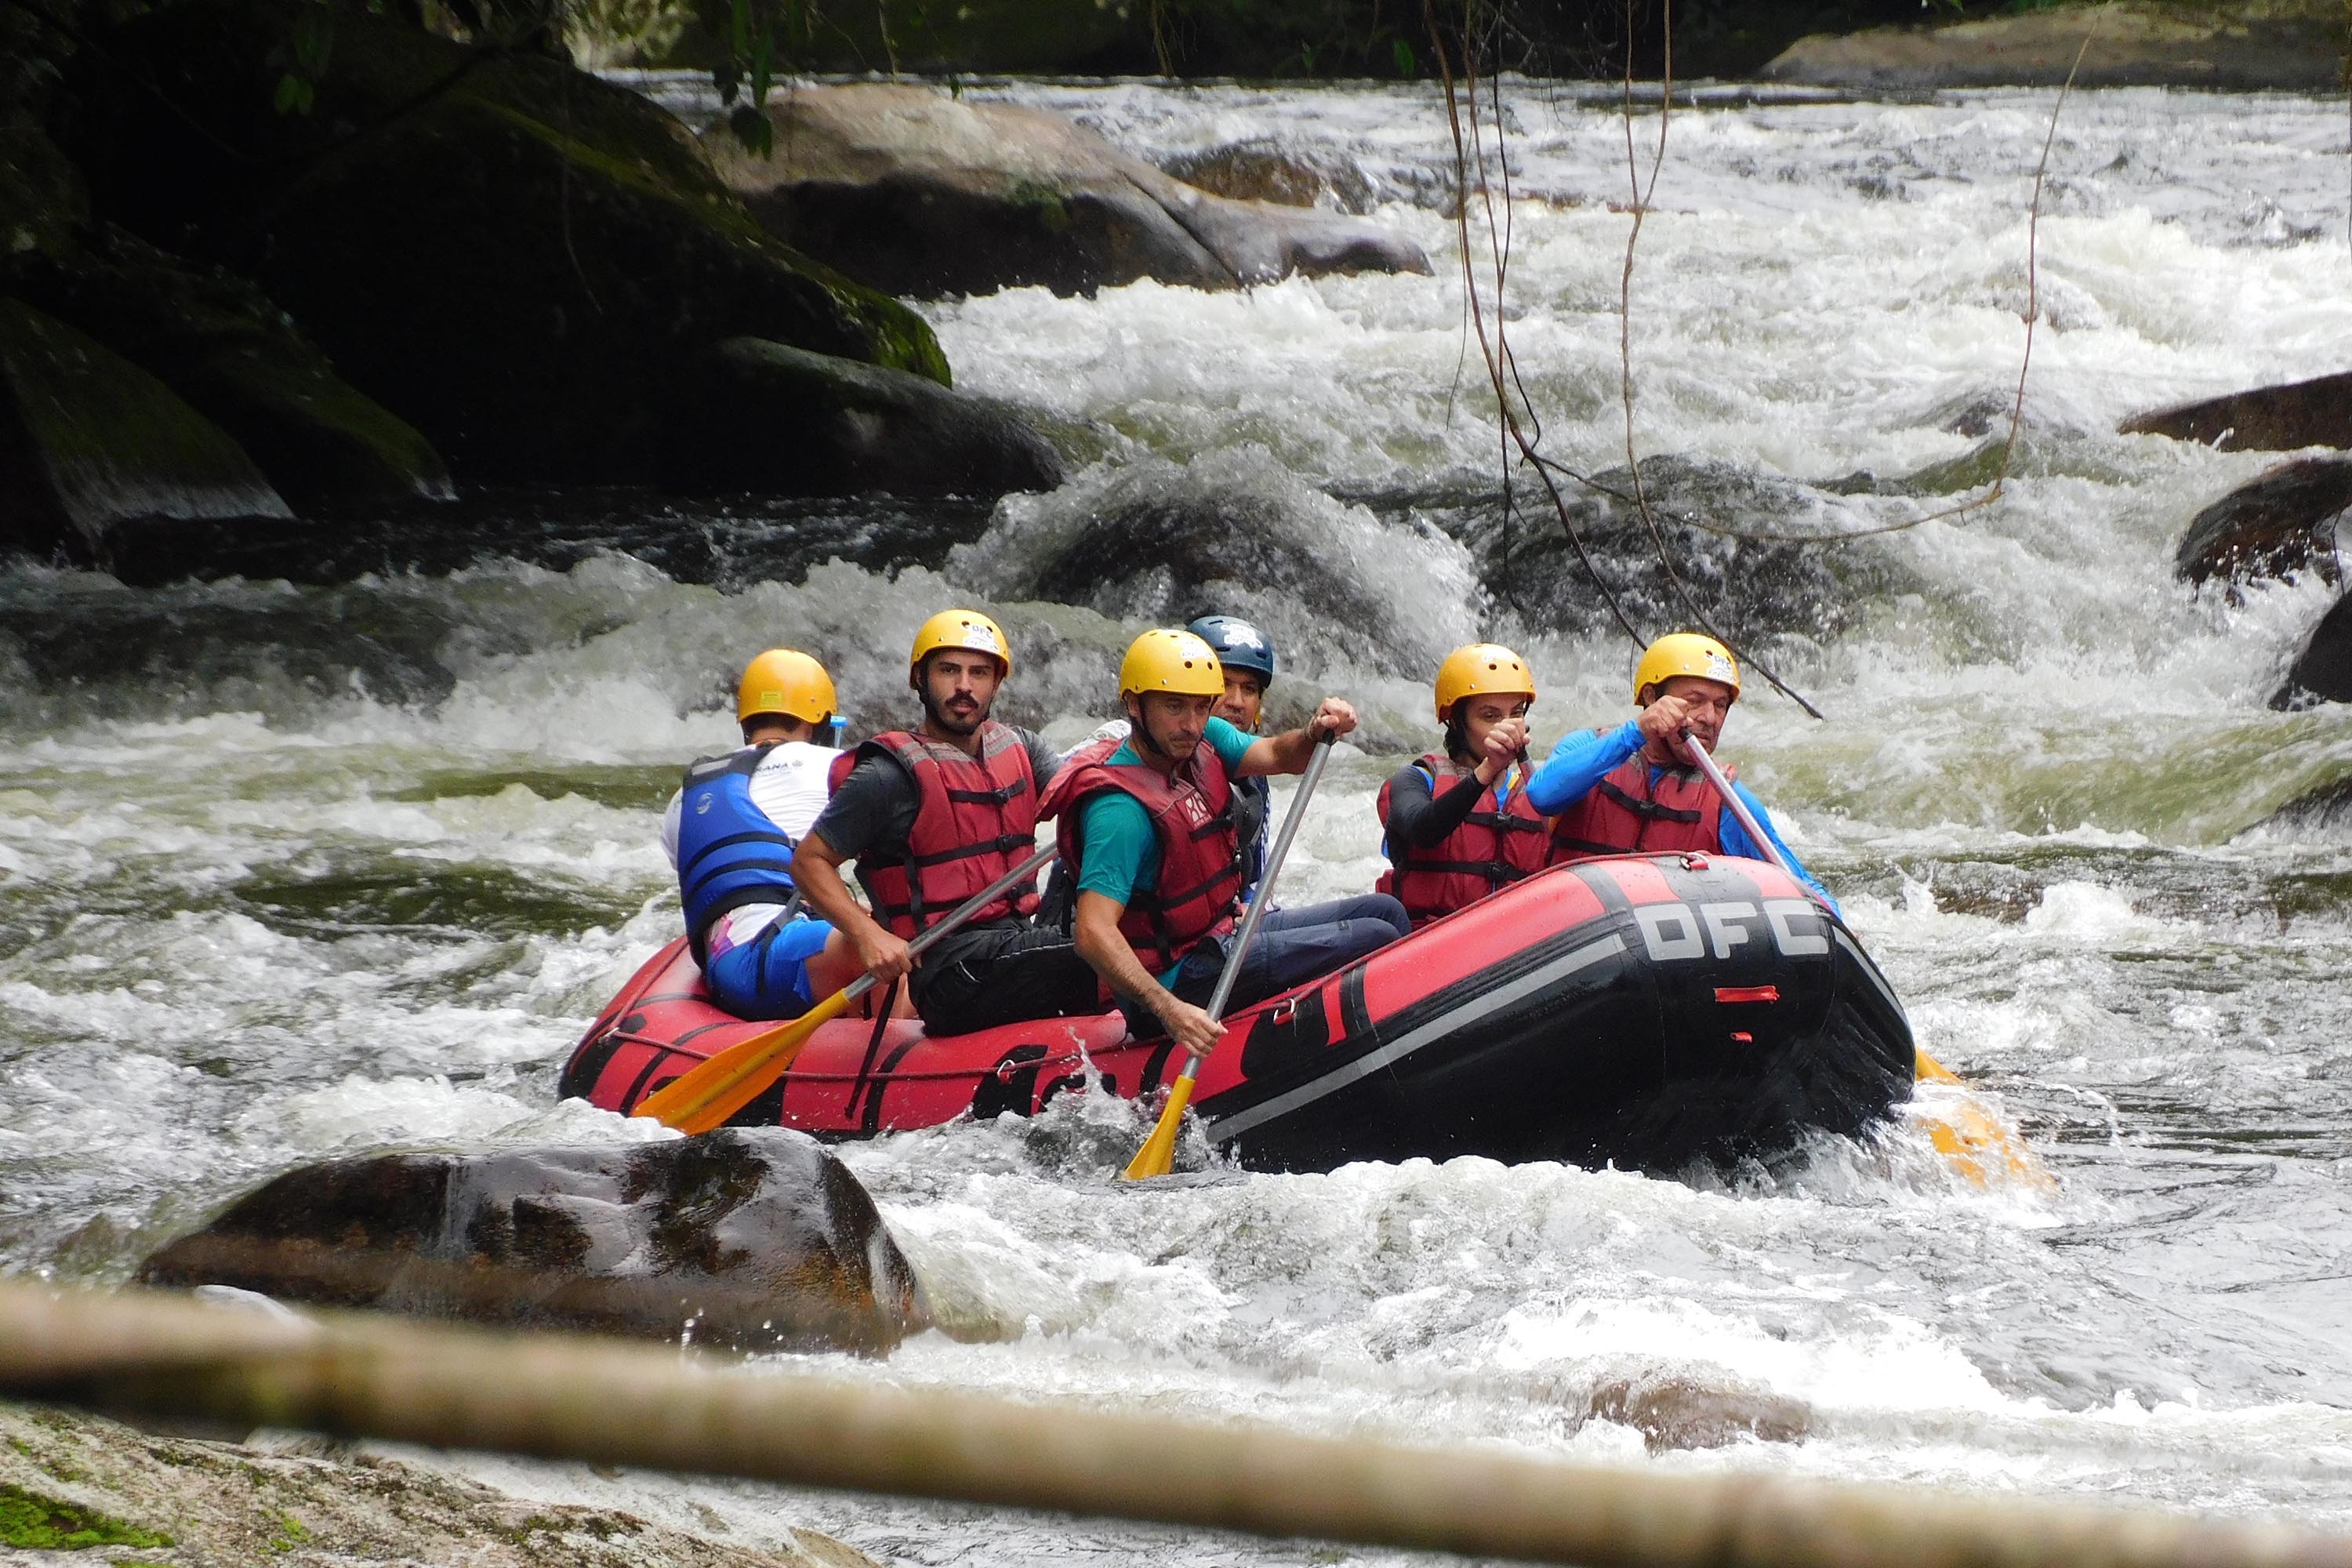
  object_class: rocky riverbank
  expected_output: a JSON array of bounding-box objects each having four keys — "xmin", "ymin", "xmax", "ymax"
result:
[
  {"xmin": 1, "ymin": 1399, "xmax": 878, "ymax": 1567},
  {"xmin": 1762, "ymin": 0, "xmax": 2343, "ymax": 91}
]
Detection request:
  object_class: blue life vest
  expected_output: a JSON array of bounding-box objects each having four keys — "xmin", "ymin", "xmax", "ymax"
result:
[{"xmin": 676, "ymin": 746, "xmax": 797, "ymax": 961}]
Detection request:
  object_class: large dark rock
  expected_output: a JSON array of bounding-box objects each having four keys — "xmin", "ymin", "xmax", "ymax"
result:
[
  {"xmin": 2124, "ymin": 371, "xmax": 2352, "ymax": 454},
  {"xmin": 136, "ymin": 1128, "xmax": 928, "ymax": 1355},
  {"xmin": 662, "ymin": 337, "xmax": 1062, "ymax": 498},
  {"xmin": 1762, "ymin": 2, "xmax": 2343, "ymax": 90},
  {"xmin": 703, "ymin": 84, "xmax": 1432, "ymax": 299},
  {"xmin": 16, "ymin": 227, "xmax": 454, "ymax": 511},
  {"xmin": 1, "ymin": 296, "xmax": 293, "ymax": 558},
  {"xmin": 2273, "ymin": 593, "xmax": 2352, "ymax": 710},
  {"xmin": 71, "ymin": 0, "xmax": 949, "ymax": 486},
  {"xmin": 2176, "ymin": 456, "xmax": 2352, "ymax": 593}
]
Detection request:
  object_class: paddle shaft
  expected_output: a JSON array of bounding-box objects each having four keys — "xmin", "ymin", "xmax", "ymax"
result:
[
  {"xmin": 635, "ymin": 840, "xmax": 1057, "ymax": 1131},
  {"xmin": 1177, "ymin": 731, "xmax": 1338, "ymax": 1080},
  {"xmin": 1678, "ymin": 726, "xmax": 1788, "ymax": 877},
  {"xmin": 843, "ymin": 840, "xmax": 1062, "ymax": 1003},
  {"xmin": 1682, "ymin": 727, "xmax": 1965, "ymax": 1087}
]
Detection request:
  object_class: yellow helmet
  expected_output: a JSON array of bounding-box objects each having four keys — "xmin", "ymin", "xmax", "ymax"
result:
[
  {"xmin": 1434, "ymin": 643, "xmax": 1536, "ymax": 722},
  {"xmin": 736, "ymin": 648, "xmax": 837, "ymax": 724},
  {"xmin": 1632, "ymin": 633, "xmax": 1740, "ymax": 705},
  {"xmin": 1119, "ymin": 628, "xmax": 1225, "ymax": 701},
  {"xmin": 909, "ymin": 608, "xmax": 1011, "ymax": 682}
]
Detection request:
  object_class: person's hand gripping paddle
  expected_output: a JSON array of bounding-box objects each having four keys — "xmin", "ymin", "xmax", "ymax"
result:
[
  {"xmin": 636, "ymin": 843, "xmax": 1058, "ymax": 1136},
  {"xmin": 1679, "ymin": 728, "xmax": 2052, "ymax": 1192},
  {"xmin": 1123, "ymin": 731, "xmax": 1337, "ymax": 1181}
]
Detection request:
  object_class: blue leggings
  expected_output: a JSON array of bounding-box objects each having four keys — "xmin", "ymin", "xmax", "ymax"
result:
[
  {"xmin": 702, "ymin": 916, "xmax": 834, "ymax": 1020},
  {"xmin": 1128, "ymin": 894, "xmax": 1413, "ymax": 1034}
]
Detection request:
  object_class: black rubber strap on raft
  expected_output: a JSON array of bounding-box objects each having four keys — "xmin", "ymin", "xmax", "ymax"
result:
[{"xmin": 848, "ymin": 978, "xmax": 902, "ymax": 1131}]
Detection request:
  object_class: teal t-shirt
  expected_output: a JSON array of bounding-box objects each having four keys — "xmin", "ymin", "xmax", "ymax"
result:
[{"xmin": 1076, "ymin": 717, "xmax": 1256, "ymax": 908}]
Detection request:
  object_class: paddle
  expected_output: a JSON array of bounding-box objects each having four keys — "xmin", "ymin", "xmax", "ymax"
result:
[
  {"xmin": 636, "ymin": 842, "xmax": 1059, "ymax": 1135},
  {"xmin": 1679, "ymin": 728, "xmax": 2052, "ymax": 1190},
  {"xmin": 1123, "ymin": 730, "xmax": 1337, "ymax": 1181}
]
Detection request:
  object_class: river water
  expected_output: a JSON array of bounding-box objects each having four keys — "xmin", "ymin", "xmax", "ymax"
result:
[{"xmin": 6, "ymin": 75, "xmax": 2352, "ymax": 1561}]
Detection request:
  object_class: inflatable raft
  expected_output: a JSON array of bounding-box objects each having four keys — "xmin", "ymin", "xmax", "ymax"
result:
[{"xmin": 560, "ymin": 852, "xmax": 1915, "ymax": 1174}]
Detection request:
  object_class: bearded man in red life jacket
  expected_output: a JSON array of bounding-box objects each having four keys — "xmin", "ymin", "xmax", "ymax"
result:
[
  {"xmin": 1523, "ymin": 633, "xmax": 1839, "ymax": 911},
  {"xmin": 790, "ymin": 609, "xmax": 1104, "ymax": 1037},
  {"xmin": 1039, "ymin": 629, "xmax": 1410, "ymax": 1058},
  {"xmin": 1376, "ymin": 643, "xmax": 1549, "ymax": 928}
]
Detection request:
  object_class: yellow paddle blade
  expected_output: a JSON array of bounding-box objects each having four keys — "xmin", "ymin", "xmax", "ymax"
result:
[
  {"xmin": 633, "ymin": 985, "xmax": 855, "ymax": 1134},
  {"xmin": 1910, "ymin": 1050, "xmax": 2056, "ymax": 1193},
  {"xmin": 1121, "ymin": 1073, "xmax": 1196, "ymax": 1181}
]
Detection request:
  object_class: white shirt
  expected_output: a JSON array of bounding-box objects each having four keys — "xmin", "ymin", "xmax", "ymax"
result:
[{"xmin": 662, "ymin": 740, "xmax": 838, "ymax": 953}]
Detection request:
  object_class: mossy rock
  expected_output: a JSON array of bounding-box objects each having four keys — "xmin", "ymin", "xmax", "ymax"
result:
[
  {"xmin": 72, "ymin": 0, "xmax": 946, "ymax": 485},
  {"xmin": 0, "ymin": 295, "xmax": 294, "ymax": 559},
  {"xmin": 16, "ymin": 226, "xmax": 455, "ymax": 510},
  {"xmin": 0, "ymin": 125, "xmax": 87, "ymax": 270},
  {"xmin": 0, "ymin": 1479, "xmax": 172, "ymax": 1550},
  {"xmin": 661, "ymin": 336, "xmax": 1062, "ymax": 498}
]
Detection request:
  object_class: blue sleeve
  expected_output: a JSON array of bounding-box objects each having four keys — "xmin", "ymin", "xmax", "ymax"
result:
[
  {"xmin": 1524, "ymin": 720, "xmax": 1646, "ymax": 815},
  {"xmin": 1717, "ymin": 783, "xmax": 1842, "ymax": 916},
  {"xmin": 1076, "ymin": 792, "xmax": 1157, "ymax": 905},
  {"xmin": 1204, "ymin": 716, "xmax": 1254, "ymax": 771}
]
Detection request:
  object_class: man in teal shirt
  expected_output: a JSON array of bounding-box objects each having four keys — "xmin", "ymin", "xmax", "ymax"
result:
[{"xmin": 1041, "ymin": 629, "xmax": 1410, "ymax": 1058}]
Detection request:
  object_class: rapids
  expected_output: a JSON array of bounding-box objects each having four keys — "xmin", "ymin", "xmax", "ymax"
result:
[{"xmin": 8, "ymin": 74, "xmax": 2352, "ymax": 1559}]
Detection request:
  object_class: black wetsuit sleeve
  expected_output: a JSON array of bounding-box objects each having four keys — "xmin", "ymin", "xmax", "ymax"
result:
[
  {"xmin": 807, "ymin": 755, "xmax": 920, "ymax": 861},
  {"xmin": 1385, "ymin": 762, "xmax": 1490, "ymax": 851},
  {"xmin": 1018, "ymin": 726, "xmax": 1064, "ymax": 789}
]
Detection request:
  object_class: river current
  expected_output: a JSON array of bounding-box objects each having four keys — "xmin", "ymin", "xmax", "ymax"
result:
[{"xmin": 5, "ymin": 75, "xmax": 2352, "ymax": 1561}]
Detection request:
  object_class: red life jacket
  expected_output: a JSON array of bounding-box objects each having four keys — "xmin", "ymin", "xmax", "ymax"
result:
[
  {"xmin": 1037, "ymin": 734, "xmax": 1243, "ymax": 972},
  {"xmin": 1374, "ymin": 753, "xmax": 1550, "ymax": 927},
  {"xmin": 851, "ymin": 724, "xmax": 1042, "ymax": 940},
  {"xmin": 1548, "ymin": 750, "xmax": 1724, "ymax": 862}
]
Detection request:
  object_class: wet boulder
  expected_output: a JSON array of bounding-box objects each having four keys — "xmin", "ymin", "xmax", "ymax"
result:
[
  {"xmin": 14, "ymin": 227, "xmax": 454, "ymax": 512},
  {"xmin": 136, "ymin": 1127, "xmax": 928, "ymax": 1355},
  {"xmin": 71, "ymin": 0, "xmax": 947, "ymax": 486},
  {"xmin": 2124, "ymin": 370, "xmax": 2352, "ymax": 453},
  {"xmin": 2272, "ymin": 593, "xmax": 2352, "ymax": 710},
  {"xmin": 702, "ymin": 84, "xmax": 1432, "ymax": 299},
  {"xmin": 661, "ymin": 336, "xmax": 1062, "ymax": 498},
  {"xmin": 1, "ymin": 296, "xmax": 293, "ymax": 559},
  {"xmin": 2175, "ymin": 456, "xmax": 2352, "ymax": 593}
]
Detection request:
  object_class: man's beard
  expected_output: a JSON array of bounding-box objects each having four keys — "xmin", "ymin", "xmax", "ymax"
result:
[{"xmin": 920, "ymin": 686, "xmax": 987, "ymax": 736}]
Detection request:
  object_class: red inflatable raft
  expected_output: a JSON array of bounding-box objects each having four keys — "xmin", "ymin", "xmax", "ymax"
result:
[{"xmin": 560, "ymin": 853, "xmax": 1915, "ymax": 1173}]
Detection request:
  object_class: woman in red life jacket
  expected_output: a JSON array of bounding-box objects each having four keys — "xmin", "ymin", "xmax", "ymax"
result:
[
  {"xmin": 1375, "ymin": 643, "xmax": 1551, "ymax": 928},
  {"xmin": 1525, "ymin": 633, "xmax": 1839, "ymax": 910}
]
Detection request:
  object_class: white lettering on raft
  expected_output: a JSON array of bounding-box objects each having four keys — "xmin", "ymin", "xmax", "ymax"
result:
[{"xmin": 1635, "ymin": 897, "xmax": 1828, "ymax": 961}]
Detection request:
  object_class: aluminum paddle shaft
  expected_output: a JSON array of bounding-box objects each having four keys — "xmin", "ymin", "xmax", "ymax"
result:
[
  {"xmin": 1123, "ymin": 730, "xmax": 1337, "ymax": 1179},
  {"xmin": 1679, "ymin": 727, "xmax": 1788, "ymax": 876}
]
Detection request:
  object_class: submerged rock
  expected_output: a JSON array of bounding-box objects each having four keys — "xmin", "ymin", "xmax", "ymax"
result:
[
  {"xmin": 0, "ymin": 1400, "xmax": 880, "ymax": 1568},
  {"xmin": 71, "ymin": 0, "xmax": 947, "ymax": 487},
  {"xmin": 1762, "ymin": 2, "xmax": 2341, "ymax": 90},
  {"xmin": 2249, "ymin": 775, "xmax": 2352, "ymax": 836},
  {"xmin": 662, "ymin": 338, "xmax": 1063, "ymax": 498},
  {"xmin": 2175, "ymin": 456, "xmax": 2352, "ymax": 593},
  {"xmin": 2124, "ymin": 370, "xmax": 2352, "ymax": 454},
  {"xmin": 704, "ymin": 84, "xmax": 1432, "ymax": 299},
  {"xmin": 136, "ymin": 1127, "xmax": 927, "ymax": 1355},
  {"xmin": 0, "ymin": 296, "xmax": 292, "ymax": 558}
]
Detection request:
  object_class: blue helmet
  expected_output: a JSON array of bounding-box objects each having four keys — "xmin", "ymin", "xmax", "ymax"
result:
[{"xmin": 1187, "ymin": 615, "xmax": 1276, "ymax": 687}]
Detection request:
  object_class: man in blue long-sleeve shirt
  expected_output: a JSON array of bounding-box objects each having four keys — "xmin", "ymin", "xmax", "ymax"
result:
[{"xmin": 1525, "ymin": 633, "xmax": 1838, "ymax": 912}]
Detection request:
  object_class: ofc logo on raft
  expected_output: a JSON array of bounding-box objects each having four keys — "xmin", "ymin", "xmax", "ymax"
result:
[{"xmin": 1634, "ymin": 900, "xmax": 1827, "ymax": 962}]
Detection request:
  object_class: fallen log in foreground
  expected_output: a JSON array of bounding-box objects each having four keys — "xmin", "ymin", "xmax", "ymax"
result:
[{"xmin": 2, "ymin": 1277, "xmax": 2346, "ymax": 1568}]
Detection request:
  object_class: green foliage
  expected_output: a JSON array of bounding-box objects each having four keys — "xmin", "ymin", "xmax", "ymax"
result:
[
  {"xmin": 0, "ymin": 1483, "xmax": 172, "ymax": 1551},
  {"xmin": 1391, "ymin": 34, "xmax": 1415, "ymax": 74}
]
